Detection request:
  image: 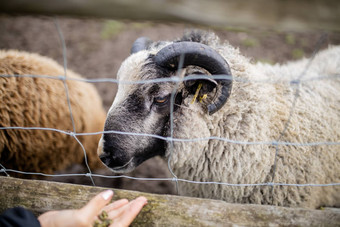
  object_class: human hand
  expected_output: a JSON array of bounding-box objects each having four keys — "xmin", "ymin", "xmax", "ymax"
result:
[{"xmin": 38, "ymin": 190, "xmax": 147, "ymax": 227}]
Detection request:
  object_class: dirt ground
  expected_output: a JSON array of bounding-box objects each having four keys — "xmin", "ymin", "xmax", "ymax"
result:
[{"xmin": 1, "ymin": 15, "xmax": 339, "ymax": 195}]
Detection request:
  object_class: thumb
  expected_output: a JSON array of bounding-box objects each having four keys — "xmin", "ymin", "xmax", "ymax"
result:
[{"xmin": 80, "ymin": 190, "xmax": 114, "ymax": 218}]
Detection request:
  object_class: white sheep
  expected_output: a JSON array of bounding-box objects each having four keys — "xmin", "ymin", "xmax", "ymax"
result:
[
  {"xmin": 0, "ymin": 50, "xmax": 106, "ymax": 176},
  {"xmin": 98, "ymin": 31, "xmax": 340, "ymax": 208}
]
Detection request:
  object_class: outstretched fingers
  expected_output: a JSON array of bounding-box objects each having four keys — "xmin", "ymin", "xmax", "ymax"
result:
[
  {"xmin": 108, "ymin": 196, "xmax": 148, "ymax": 227},
  {"xmin": 80, "ymin": 190, "xmax": 114, "ymax": 222},
  {"xmin": 104, "ymin": 199, "xmax": 129, "ymax": 213}
]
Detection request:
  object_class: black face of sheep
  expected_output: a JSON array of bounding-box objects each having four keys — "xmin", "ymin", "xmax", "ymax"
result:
[{"xmin": 98, "ymin": 38, "xmax": 232, "ymax": 173}]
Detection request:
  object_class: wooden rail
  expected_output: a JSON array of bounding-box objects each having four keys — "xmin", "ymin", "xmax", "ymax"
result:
[
  {"xmin": 0, "ymin": 176, "xmax": 339, "ymax": 226},
  {"xmin": 1, "ymin": 0, "xmax": 340, "ymax": 31}
]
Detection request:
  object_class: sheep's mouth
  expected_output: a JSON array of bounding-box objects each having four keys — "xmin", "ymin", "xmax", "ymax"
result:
[
  {"xmin": 108, "ymin": 151, "xmax": 159, "ymax": 174},
  {"xmin": 110, "ymin": 157, "xmax": 135, "ymax": 173}
]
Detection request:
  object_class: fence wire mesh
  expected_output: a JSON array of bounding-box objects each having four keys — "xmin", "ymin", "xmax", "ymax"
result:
[{"xmin": 0, "ymin": 18, "xmax": 340, "ymax": 201}]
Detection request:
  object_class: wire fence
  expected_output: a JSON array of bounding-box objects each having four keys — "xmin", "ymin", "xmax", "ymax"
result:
[{"xmin": 1, "ymin": 18, "xmax": 340, "ymax": 201}]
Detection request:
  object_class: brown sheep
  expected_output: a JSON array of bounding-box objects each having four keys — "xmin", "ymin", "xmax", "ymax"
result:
[{"xmin": 0, "ymin": 50, "xmax": 106, "ymax": 176}]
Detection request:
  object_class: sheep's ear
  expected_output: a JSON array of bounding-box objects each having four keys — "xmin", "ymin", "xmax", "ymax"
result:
[
  {"xmin": 184, "ymin": 76, "xmax": 217, "ymax": 94},
  {"xmin": 183, "ymin": 76, "xmax": 218, "ymax": 107},
  {"xmin": 130, "ymin": 37, "xmax": 153, "ymax": 54},
  {"xmin": 200, "ymin": 77, "xmax": 218, "ymax": 93}
]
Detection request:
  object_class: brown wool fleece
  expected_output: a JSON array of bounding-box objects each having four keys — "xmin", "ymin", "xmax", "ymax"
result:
[{"xmin": 0, "ymin": 50, "xmax": 106, "ymax": 175}]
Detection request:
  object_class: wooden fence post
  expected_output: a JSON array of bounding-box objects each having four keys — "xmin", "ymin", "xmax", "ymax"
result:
[{"xmin": 0, "ymin": 177, "xmax": 339, "ymax": 226}]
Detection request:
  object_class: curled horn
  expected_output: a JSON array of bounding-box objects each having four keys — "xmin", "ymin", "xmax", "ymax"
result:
[
  {"xmin": 130, "ymin": 37, "xmax": 153, "ymax": 54},
  {"xmin": 154, "ymin": 42, "xmax": 232, "ymax": 115}
]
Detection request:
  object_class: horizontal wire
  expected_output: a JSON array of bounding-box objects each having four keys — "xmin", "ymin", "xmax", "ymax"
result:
[
  {"xmin": 1, "ymin": 74, "xmax": 339, "ymax": 85},
  {"xmin": 0, "ymin": 126, "xmax": 339, "ymax": 147},
  {"xmin": 1, "ymin": 168, "xmax": 339, "ymax": 187}
]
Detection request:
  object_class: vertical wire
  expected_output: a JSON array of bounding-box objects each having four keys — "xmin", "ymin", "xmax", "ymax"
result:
[
  {"xmin": 270, "ymin": 33, "xmax": 328, "ymax": 204},
  {"xmin": 53, "ymin": 18, "xmax": 76, "ymax": 133},
  {"xmin": 53, "ymin": 18, "xmax": 95, "ymax": 186},
  {"xmin": 167, "ymin": 53, "xmax": 186, "ymax": 195}
]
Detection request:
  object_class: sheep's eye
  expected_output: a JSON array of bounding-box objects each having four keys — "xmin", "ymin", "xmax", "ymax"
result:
[{"xmin": 154, "ymin": 96, "xmax": 169, "ymax": 105}]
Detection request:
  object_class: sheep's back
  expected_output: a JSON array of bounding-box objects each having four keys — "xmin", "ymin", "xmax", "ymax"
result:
[
  {"xmin": 170, "ymin": 46, "xmax": 340, "ymax": 208},
  {"xmin": 249, "ymin": 46, "xmax": 340, "ymax": 207}
]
